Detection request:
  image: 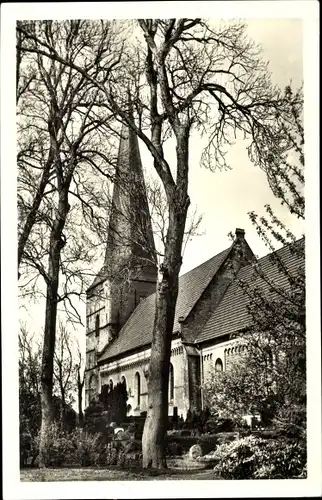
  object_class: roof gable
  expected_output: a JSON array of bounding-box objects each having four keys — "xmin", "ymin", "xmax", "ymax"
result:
[
  {"xmin": 196, "ymin": 238, "xmax": 305, "ymax": 344},
  {"xmin": 98, "ymin": 246, "xmax": 231, "ymax": 362}
]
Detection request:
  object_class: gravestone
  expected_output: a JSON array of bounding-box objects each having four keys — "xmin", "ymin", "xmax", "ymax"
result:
[{"xmin": 189, "ymin": 444, "xmax": 202, "ymax": 460}]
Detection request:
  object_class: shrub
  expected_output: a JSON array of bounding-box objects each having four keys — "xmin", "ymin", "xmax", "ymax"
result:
[
  {"xmin": 166, "ymin": 440, "xmax": 183, "ymax": 457},
  {"xmin": 70, "ymin": 428, "xmax": 104, "ymax": 466},
  {"xmin": 99, "ymin": 380, "xmax": 128, "ymax": 424},
  {"xmin": 36, "ymin": 423, "xmax": 75, "ymax": 467},
  {"xmin": 212, "ymin": 435, "xmax": 306, "ymax": 479}
]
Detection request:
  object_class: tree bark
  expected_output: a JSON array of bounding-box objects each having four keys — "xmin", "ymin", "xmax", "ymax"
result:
[
  {"xmin": 78, "ymin": 375, "xmax": 84, "ymax": 426},
  {"xmin": 38, "ymin": 190, "xmax": 70, "ymax": 467},
  {"xmin": 142, "ymin": 128, "xmax": 190, "ymax": 468}
]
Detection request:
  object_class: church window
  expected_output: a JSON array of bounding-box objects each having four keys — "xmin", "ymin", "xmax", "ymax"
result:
[
  {"xmin": 95, "ymin": 314, "xmax": 100, "ymax": 337},
  {"xmin": 169, "ymin": 363, "xmax": 174, "ymax": 401},
  {"xmin": 215, "ymin": 358, "xmax": 223, "ymax": 372},
  {"xmin": 134, "ymin": 372, "xmax": 141, "ymax": 407}
]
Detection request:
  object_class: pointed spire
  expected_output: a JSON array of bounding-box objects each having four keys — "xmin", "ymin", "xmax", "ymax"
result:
[{"xmin": 104, "ymin": 116, "xmax": 157, "ymax": 280}]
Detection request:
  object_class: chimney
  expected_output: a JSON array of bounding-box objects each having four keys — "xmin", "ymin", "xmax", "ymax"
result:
[{"xmin": 235, "ymin": 228, "xmax": 245, "ymax": 240}]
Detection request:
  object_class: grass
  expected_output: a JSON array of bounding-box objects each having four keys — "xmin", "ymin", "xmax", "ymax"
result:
[{"xmin": 20, "ymin": 466, "xmax": 215, "ymax": 482}]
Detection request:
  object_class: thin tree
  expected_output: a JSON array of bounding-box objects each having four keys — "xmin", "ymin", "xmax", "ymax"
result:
[
  {"xmin": 74, "ymin": 338, "xmax": 85, "ymax": 426},
  {"xmin": 53, "ymin": 322, "xmax": 75, "ymax": 426}
]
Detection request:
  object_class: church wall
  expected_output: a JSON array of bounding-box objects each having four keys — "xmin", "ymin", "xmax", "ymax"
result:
[
  {"xmin": 201, "ymin": 338, "xmax": 246, "ymax": 383},
  {"xmin": 168, "ymin": 345, "xmax": 186, "ymax": 418},
  {"xmin": 98, "ymin": 339, "xmax": 189, "ymax": 419}
]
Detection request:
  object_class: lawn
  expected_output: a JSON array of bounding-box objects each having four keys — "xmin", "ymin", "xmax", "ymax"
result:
[{"xmin": 20, "ymin": 466, "xmax": 215, "ymax": 482}]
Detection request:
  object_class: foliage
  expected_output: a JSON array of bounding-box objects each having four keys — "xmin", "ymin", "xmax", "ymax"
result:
[
  {"xmin": 69, "ymin": 428, "xmax": 105, "ymax": 466},
  {"xmin": 35, "ymin": 423, "xmax": 74, "ymax": 467},
  {"xmin": 83, "ymin": 398, "xmax": 110, "ymax": 435},
  {"xmin": 19, "ymin": 326, "xmax": 42, "ymax": 466},
  {"xmin": 236, "ymin": 90, "xmax": 305, "ymax": 435},
  {"xmin": 212, "ymin": 435, "xmax": 306, "ymax": 479},
  {"xmin": 99, "ymin": 380, "xmax": 129, "ymax": 424},
  {"xmin": 183, "ymin": 407, "xmax": 211, "ymax": 433},
  {"xmin": 33, "ymin": 424, "xmax": 108, "ymax": 467},
  {"xmin": 204, "ymin": 92, "xmax": 305, "ymax": 437},
  {"xmin": 19, "ymin": 324, "xmax": 77, "ymax": 467}
]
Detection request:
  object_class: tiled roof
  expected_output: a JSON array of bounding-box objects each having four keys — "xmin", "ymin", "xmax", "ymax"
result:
[
  {"xmin": 98, "ymin": 247, "xmax": 231, "ymax": 362},
  {"xmin": 196, "ymin": 238, "xmax": 305, "ymax": 344}
]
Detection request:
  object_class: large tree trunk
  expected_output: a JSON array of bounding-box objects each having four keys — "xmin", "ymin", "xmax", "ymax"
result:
[
  {"xmin": 38, "ymin": 194, "xmax": 69, "ymax": 467},
  {"xmin": 142, "ymin": 128, "xmax": 190, "ymax": 468},
  {"xmin": 142, "ymin": 272, "xmax": 178, "ymax": 468},
  {"xmin": 38, "ymin": 277, "xmax": 59, "ymax": 467}
]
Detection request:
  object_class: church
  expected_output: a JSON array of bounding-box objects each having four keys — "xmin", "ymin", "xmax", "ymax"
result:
[{"xmin": 85, "ymin": 122, "xmax": 304, "ymax": 419}]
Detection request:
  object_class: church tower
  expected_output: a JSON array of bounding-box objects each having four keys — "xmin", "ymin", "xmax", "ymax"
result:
[{"xmin": 85, "ymin": 120, "xmax": 157, "ymax": 405}]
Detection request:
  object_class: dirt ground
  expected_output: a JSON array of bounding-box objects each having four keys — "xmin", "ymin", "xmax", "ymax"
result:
[{"xmin": 20, "ymin": 466, "xmax": 215, "ymax": 482}]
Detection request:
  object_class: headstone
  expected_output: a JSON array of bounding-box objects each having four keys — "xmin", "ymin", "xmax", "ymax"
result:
[{"xmin": 189, "ymin": 444, "xmax": 202, "ymax": 460}]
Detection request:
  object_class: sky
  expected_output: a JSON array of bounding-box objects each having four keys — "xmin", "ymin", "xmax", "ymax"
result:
[{"xmin": 1, "ymin": 3, "xmax": 321, "ymax": 498}]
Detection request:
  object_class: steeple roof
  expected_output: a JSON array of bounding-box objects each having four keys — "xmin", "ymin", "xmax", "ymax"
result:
[{"xmin": 88, "ymin": 119, "xmax": 157, "ymax": 291}]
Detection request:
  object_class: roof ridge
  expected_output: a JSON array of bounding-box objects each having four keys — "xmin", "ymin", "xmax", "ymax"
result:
[
  {"xmin": 255, "ymin": 236, "xmax": 305, "ymax": 262},
  {"xmin": 179, "ymin": 245, "xmax": 232, "ymax": 279}
]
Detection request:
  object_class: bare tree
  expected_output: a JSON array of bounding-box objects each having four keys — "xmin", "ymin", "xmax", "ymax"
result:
[
  {"xmin": 18, "ymin": 18, "xmax": 301, "ymax": 468},
  {"xmin": 53, "ymin": 322, "xmax": 75, "ymax": 425},
  {"xmin": 17, "ymin": 20, "xmax": 123, "ymax": 466},
  {"xmin": 74, "ymin": 339, "xmax": 85, "ymax": 426}
]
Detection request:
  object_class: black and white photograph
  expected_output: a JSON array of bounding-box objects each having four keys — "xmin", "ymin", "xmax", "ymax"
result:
[{"xmin": 1, "ymin": 1, "xmax": 320, "ymax": 498}]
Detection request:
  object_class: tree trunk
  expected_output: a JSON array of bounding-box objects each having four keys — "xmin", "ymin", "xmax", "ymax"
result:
[
  {"xmin": 142, "ymin": 274, "xmax": 177, "ymax": 468},
  {"xmin": 142, "ymin": 128, "xmax": 190, "ymax": 468},
  {"xmin": 38, "ymin": 281, "xmax": 59, "ymax": 467},
  {"xmin": 38, "ymin": 193, "xmax": 69, "ymax": 467},
  {"xmin": 78, "ymin": 379, "xmax": 84, "ymax": 426}
]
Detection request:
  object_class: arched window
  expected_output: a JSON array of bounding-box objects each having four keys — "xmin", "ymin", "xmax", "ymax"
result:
[
  {"xmin": 95, "ymin": 314, "xmax": 100, "ymax": 337},
  {"xmin": 215, "ymin": 358, "xmax": 223, "ymax": 372},
  {"xmin": 169, "ymin": 363, "xmax": 174, "ymax": 401},
  {"xmin": 134, "ymin": 372, "xmax": 141, "ymax": 407}
]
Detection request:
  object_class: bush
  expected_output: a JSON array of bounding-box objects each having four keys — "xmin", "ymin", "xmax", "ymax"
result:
[
  {"xmin": 166, "ymin": 440, "xmax": 183, "ymax": 456},
  {"xmin": 99, "ymin": 380, "xmax": 128, "ymax": 424},
  {"xmin": 36, "ymin": 424, "xmax": 75, "ymax": 467},
  {"xmin": 70, "ymin": 428, "xmax": 105, "ymax": 466},
  {"xmin": 212, "ymin": 435, "xmax": 306, "ymax": 479}
]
